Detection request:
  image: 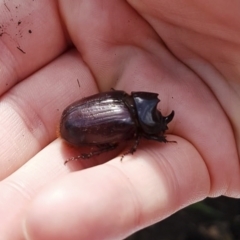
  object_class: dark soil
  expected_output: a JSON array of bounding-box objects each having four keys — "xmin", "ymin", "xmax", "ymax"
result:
[{"xmin": 126, "ymin": 196, "xmax": 240, "ymax": 240}]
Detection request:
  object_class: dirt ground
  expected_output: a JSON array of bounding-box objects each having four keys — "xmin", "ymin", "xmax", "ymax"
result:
[{"xmin": 126, "ymin": 196, "xmax": 240, "ymax": 240}]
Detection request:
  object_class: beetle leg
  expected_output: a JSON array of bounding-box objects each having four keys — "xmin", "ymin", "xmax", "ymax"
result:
[
  {"xmin": 120, "ymin": 135, "xmax": 141, "ymax": 161},
  {"xmin": 130, "ymin": 135, "xmax": 141, "ymax": 154},
  {"xmin": 64, "ymin": 143, "xmax": 119, "ymax": 164},
  {"xmin": 144, "ymin": 134, "xmax": 176, "ymax": 143}
]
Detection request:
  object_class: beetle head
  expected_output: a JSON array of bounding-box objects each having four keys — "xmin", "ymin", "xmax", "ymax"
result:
[{"xmin": 131, "ymin": 92, "xmax": 174, "ymax": 135}]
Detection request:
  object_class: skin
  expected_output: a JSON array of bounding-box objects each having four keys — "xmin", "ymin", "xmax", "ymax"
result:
[{"xmin": 0, "ymin": 0, "xmax": 239, "ymax": 239}]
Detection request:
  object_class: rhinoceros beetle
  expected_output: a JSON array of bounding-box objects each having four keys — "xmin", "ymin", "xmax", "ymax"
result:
[{"xmin": 60, "ymin": 90, "xmax": 175, "ymax": 162}]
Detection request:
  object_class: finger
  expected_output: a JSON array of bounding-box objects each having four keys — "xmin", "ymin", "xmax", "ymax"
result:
[
  {"xmin": 23, "ymin": 137, "xmax": 209, "ymax": 240},
  {"xmin": 0, "ymin": 139, "xmax": 130, "ymax": 238},
  {"xmin": 0, "ymin": 139, "xmax": 69, "ymax": 239},
  {"xmin": 0, "ymin": 50, "xmax": 96, "ymax": 178},
  {"xmin": 0, "ymin": 0, "xmax": 67, "ymax": 95}
]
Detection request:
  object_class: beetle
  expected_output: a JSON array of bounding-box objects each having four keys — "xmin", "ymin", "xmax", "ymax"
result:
[{"xmin": 59, "ymin": 90, "xmax": 175, "ymax": 162}]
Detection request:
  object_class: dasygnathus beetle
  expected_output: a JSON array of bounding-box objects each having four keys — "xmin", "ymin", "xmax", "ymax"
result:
[{"xmin": 60, "ymin": 90, "xmax": 175, "ymax": 162}]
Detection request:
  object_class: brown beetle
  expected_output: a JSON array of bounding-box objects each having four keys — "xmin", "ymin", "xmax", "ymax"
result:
[{"xmin": 60, "ymin": 90, "xmax": 175, "ymax": 161}]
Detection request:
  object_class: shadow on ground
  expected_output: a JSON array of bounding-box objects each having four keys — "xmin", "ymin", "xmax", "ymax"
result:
[{"xmin": 126, "ymin": 196, "xmax": 240, "ymax": 240}]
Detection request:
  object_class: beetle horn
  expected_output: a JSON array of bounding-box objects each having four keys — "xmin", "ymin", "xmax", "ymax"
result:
[{"xmin": 164, "ymin": 111, "xmax": 175, "ymax": 124}]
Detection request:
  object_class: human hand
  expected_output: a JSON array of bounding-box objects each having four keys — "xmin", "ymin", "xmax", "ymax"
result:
[{"xmin": 0, "ymin": 0, "xmax": 239, "ymax": 239}]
